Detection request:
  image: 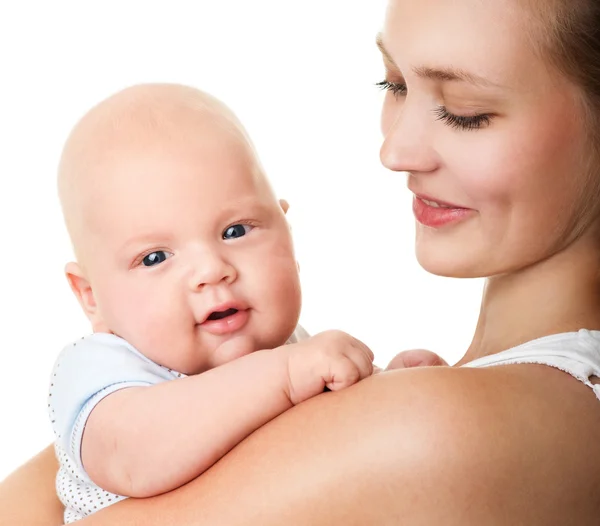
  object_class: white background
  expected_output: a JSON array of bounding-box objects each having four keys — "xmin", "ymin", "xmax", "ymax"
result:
[{"xmin": 0, "ymin": 1, "xmax": 483, "ymax": 480}]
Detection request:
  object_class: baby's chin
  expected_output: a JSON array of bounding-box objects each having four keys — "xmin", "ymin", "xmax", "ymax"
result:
[{"xmin": 211, "ymin": 334, "xmax": 258, "ymax": 366}]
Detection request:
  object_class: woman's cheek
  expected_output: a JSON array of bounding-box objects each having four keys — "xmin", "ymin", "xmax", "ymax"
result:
[{"xmin": 443, "ymin": 134, "xmax": 520, "ymax": 204}]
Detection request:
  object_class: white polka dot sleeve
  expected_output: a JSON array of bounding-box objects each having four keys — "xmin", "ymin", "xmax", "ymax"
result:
[{"xmin": 48, "ymin": 333, "xmax": 182, "ymax": 522}]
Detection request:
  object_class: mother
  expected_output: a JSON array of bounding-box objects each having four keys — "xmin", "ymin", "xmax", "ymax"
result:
[{"xmin": 4, "ymin": 0, "xmax": 600, "ymax": 523}]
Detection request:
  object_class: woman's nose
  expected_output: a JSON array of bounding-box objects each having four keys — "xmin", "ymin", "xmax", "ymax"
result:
[{"xmin": 380, "ymin": 100, "xmax": 439, "ymax": 175}]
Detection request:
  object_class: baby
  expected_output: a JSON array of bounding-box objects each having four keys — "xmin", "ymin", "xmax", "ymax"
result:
[{"xmin": 49, "ymin": 83, "xmax": 375, "ymax": 523}]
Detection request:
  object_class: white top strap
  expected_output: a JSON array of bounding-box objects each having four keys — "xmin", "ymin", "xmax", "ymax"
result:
[{"xmin": 462, "ymin": 329, "xmax": 600, "ymax": 401}]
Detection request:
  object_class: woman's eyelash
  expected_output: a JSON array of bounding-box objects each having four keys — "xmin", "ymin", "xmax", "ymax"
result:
[
  {"xmin": 376, "ymin": 80, "xmax": 407, "ymax": 97},
  {"xmin": 433, "ymin": 106, "xmax": 492, "ymax": 131},
  {"xmin": 376, "ymin": 80, "xmax": 492, "ymax": 131}
]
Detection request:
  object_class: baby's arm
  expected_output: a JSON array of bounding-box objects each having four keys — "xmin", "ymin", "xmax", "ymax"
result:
[{"xmin": 82, "ymin": 331, "xmax": 373, "ymax": 498}]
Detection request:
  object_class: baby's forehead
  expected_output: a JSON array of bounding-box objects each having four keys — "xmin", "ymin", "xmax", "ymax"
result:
[
  {"xmin": 59, "ymin": 84, "xmax": 271, "ymax": 258},
  {"xmin": 64, "ymin": 86, "xmax": 260, "ymax": 189},
  {"xmin": 64, "ymin": 84, "xmax": 250, "ymax": 163},
  {"xmin": 72, "ymin": 148, "xmax": 273, "ymax": 267},
  {"xmin": 100, "ymin": 90, "xmax": 248, "ymax": 155}
]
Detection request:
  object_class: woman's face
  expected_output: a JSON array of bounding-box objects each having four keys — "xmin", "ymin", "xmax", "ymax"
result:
[{"xmin": 379, "ymin": 0, "xmax": 593, "ymax": 277}]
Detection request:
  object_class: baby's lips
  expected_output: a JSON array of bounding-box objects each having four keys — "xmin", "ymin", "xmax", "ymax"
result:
[{"xmin": 200, "ymin": 308, "xmax": 250, "ymax": 336}]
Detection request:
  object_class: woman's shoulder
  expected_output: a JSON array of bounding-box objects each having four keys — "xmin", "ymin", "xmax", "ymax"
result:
[
  {"xmin": 358, "ymin": 365, "xmax": 600, "ymax": 520},
  {"xmin": 82, "ymin": 364, "xmax": 600, "ymax": 525},
  {"xmin": 374, "ymin": 363, "xmax": 600, "ymax": 450}
]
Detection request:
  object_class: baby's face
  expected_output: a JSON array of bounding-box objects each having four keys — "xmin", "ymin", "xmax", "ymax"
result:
[{"xmin": 78, "ymin": 118, "xmax": 301, "ymax": 374}]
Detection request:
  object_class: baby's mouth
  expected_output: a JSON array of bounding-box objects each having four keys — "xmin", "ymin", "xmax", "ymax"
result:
[{"xmin": 206, "ymin": 308, "xmax": 239, "ymax": 321}]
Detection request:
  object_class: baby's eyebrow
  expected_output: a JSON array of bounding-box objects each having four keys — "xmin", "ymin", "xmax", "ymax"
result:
[
  {"xmin": 376, "ymin": 33, "xmax": 507, "ymax": 90},
  {"xmin": 118, "ymin": 233, "xmax": 170, "ymax": 254},
  {"xmin": 217, "ymin": 201, "xmax": 273, "ymax": 219}
]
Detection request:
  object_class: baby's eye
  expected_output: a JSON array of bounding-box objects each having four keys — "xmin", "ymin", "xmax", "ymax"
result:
[
  {"xmin": 223, "ymin": 224, "xmax": 254, "ymax": 240},
  {"xmin": 142, "ymin": 251, "xmax": 171, "ymax": 267}
]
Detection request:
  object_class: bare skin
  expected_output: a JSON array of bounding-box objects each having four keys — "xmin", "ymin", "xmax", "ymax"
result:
[
  {"xmin": 0, "ymin": 446, "xmax": 64, "ymax": 526},
  {"xmin": 0, "ymin": 350, "xmax": 437, "ymax": 525},
  {"xmin": 86, "ymin": 365, "xmax": 600, "ymax": 526},
  {"xmin": 53, "ymin": 84, "xmax": 377, "ymax": 502},
  {"xmin": 5, "ymin": 0, "xmax": 600, "ymax": 522},
  {"xmin": 4, "ymin": 361, "xmax": 600, "ymax": 525}
]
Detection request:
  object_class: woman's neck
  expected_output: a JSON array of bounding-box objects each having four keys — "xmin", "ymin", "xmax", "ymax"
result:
[{"xmin": 456, "ymin": 236, "xmax": 600, "ymax": 366}]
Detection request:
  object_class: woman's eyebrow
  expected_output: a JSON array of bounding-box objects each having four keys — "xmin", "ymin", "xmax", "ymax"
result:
[
  {"xmin": 412, "ymin": 66, "xmax": 504, "ymax": 89},
  {"xmin": 376, "ymin": 33, "xmax": 398, "ymax": 67},
  {"xmin": 376, "ymin": 33, "xmax": 506, "ymax": 89}
]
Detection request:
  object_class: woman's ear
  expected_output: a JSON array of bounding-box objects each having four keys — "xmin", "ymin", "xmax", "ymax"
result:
[{"xmin": 64, "ymin": 262, "xmax": 108, "ymax": 332}]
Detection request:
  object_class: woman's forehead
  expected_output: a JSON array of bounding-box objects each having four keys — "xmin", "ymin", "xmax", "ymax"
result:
[{"xmin": 381, "ymin": 0, "xmax": 543, "ymax": 89}]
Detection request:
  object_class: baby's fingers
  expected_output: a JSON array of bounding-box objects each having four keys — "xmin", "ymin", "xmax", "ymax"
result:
[
  {"xmin": 325, "ymin": 356, "xmax": 362, "ymax": 391},
  {"xmin": 351, "ymin": 345, "xmax": 375, "ymax": 379},
  {"xmin": 353, "ymin": 338, "xmax": 375, "ymax": 363},
  {"xmin": 385, "ymin": 349, "xmax": 448, "ymax": 370}
]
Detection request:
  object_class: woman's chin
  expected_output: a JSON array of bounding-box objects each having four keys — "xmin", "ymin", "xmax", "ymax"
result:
[{"xmin": 415, "ymin": 244, "xmax": 485, "ymax": 279}]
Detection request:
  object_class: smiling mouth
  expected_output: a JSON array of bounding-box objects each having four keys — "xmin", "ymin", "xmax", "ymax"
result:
[
  {"xmin": 206, "ymin": 308, "xmax": 239, "ymax": 321},
  {"xmin": 421, "ymin": 198, "xmax": 455, "ymax": 209}
]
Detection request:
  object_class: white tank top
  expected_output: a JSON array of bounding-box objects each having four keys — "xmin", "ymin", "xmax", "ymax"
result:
[{"xmin": 462, "ymin": 329, "xmax": 600, "ymax": 401}]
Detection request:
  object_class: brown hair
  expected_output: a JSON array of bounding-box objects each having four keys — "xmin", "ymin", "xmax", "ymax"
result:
[
  {"xmin": 524, "ymin": 0, "xmax": 600, "ymax": 228},
  {"xmin": 526, "ymin": 0, "xmax": 600, "ymax": 137}
]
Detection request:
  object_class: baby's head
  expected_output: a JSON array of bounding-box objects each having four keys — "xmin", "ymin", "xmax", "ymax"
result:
[{"xmin": 59, "ymin": 83, "xmax": 302, "ymax": 374}]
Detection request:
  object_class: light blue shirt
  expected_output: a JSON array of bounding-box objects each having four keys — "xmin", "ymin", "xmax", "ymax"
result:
[{"xmin": 48, "ymin": 327, "xmax": 309, "ymax": 523}]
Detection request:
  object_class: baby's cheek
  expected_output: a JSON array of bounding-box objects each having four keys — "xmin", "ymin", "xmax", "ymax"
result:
[
  {"xmin": 125, "ymin": 306, "xmax": 189, "ymax": 366},
  {"xmin": 260, "ymin": 236, "xmax": 301, "ymax": 298},
  {"xmin": 272, "ymin": 265, "xmax": 302, "ymax": 322},
  {"xmin": 258, "ymin": 260, "xmax": 302, "ymax": 343},
  {"xmin": 102, "ymin": 285, "xmax": 168, "ymax": 341}
]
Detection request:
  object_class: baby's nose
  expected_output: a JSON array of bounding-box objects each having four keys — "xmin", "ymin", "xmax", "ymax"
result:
[{"xmin": 188, "ymin": 253, "xmax": 237, "ymax": 290}]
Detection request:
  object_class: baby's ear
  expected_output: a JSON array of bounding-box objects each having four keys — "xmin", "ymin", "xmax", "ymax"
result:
[
  {"xmin": 65, "ymin": 262, "xmax": 107, "ymax": 332},
  {"xmin": 279, "ymin": 199, "xmax": 290, "ymax": 214}
]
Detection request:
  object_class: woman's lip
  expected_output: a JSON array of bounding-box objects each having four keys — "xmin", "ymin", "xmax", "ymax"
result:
[
  {"xmin": 412, "ymin": 196, "xmax": 474, "ymax": 228},
  {"xmin": 414, "ymin": 193, "xmax": 468, "ymax": 210},
  {"xmin": 199, "ymin": 309, "xmax": 250, "ymax": 335}
]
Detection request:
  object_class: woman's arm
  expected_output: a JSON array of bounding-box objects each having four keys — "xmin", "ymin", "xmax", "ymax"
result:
[
  {"xmin": 5, "ymin": 362, "xmax": 599, "ymax": 525},
  {"xmin": 77, "ymin": 363, "xmax": 600, "ymax": 525},
  {"xmin": 0, "ymin": 445, "xmax": 64, "ymax": 526},
  {"xmin": 0, "ymin": 348, "xmax": 432, "ymax": 526}
]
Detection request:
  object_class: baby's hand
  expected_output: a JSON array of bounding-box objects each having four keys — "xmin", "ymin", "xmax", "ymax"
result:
[
  {"xmin": 385, "ymin": 349, "xmax": 448, "ymax": 370},
  {"xmin": 283, "ymin": 330, "xmax": 374, "ymax": 405}
]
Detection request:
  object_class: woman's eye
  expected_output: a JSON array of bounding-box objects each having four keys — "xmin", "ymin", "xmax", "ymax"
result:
[
  {"xmin": 433, "ymin": 106, "xmax": 492, "ymax": 131},
  {"xmin": 376, "ymin": 80, "xmax": 407, "ymax": 98},
  {"xmin": 141, "ymin": 251, "xmax": 171, "ymax": 267},
  {"xmin": 223, "ymin": 224, "xmax": 253, "ymax": 240}
]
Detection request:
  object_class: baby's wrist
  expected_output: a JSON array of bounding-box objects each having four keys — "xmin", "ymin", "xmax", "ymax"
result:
[{"xmin": 258, "ymin": 345, "xmax": 297, "ymax": 407}]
